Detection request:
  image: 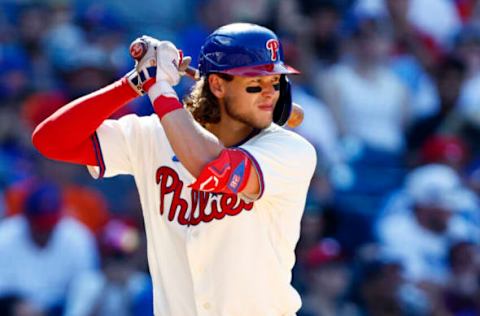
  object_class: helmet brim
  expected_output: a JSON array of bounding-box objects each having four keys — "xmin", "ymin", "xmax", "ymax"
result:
[{"xmin": 217, "ymin": 63, "xmax": 300, "ymax": 77}]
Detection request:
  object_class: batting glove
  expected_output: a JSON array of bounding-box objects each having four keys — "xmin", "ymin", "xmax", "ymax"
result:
[
  {"xmin": 132, "ymin": 35, "xmax": 161, "ymax": 91},
  {"xmin": 148, "ymin": 41, "xmax": 191, "ymax": 101}
]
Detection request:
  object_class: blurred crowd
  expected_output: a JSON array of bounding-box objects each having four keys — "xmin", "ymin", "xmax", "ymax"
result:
[{"xmin": 1, "ymin": 0, "xmax": 480, "ymax": 315}]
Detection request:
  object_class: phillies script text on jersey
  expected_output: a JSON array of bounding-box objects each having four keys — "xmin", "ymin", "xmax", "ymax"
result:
[{"xmin": 156, "ymin": 166, "xmax": 254, "ymax": 225}]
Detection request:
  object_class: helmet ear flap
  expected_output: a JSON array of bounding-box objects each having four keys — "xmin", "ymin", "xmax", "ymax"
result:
[{"xmin": 273, "ymin": 75, "xmax": 292, "ymax": 126}]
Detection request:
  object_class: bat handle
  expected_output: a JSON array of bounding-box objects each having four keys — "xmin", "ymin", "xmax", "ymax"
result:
[
  {"xmin": 184, "ymin": 66, "xmax": 200, "ymax": 81},
  {"xmin": 287, "ymin": 103, "xmax": 304, "ymax": 128}
]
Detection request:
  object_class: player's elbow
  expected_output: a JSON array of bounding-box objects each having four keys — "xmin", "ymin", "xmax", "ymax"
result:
[
  {"xmin": 31, "ymin": 123, "xmax": 57, "ymax": 158},
  {"xmin": 186, "ymin": 156, "xmax": 213, "ymax": 178},
  {"xmin": 178, "ymin": 147, "xmax": 223, "ymax": 178}
]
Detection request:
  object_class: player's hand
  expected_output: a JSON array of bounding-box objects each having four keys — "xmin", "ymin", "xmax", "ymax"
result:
[
  {"xmin": 147, "ymin": 40, "xmax": 192, "ymax": 101},
  {"xmin": 131, "ymin": 36, "xmax": 191, "ymax": 93},
  {"xmin": 155, "ymin": 41, "xmax": 190, "ymax": 87},
  {"xmin": 133, "ymin": 35, "xmax": 160, "ymax": 91}
]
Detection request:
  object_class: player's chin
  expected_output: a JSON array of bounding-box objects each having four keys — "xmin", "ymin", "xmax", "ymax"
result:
[{"xmin": 252, "ymin": 115, "xmax": 273, "ymax": 129}]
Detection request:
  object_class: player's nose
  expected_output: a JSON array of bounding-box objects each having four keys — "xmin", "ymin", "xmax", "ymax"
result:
[{"xmin": 260, "ymin": 83, "xmax": 276, "ymax": 98}]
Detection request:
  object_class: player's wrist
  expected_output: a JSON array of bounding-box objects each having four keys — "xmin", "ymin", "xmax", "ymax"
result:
[
  {"xmin": 147, "ymin": 80, "xmax": 178, "ymax": 101},
  {"xmin": 152, "ymin": 95, "xmax": 183, "ymax": 120},
  {"xmin": 124, "ymin": 69, "xmax": 145, "ymax": 96},
  {"xmin": 148, "ymin": 81, "xmax": 182, "ymax": 120}
]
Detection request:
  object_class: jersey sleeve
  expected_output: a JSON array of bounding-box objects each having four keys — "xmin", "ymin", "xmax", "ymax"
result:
[
  {"xmin": 239, "ymin": 127, "xmax": 317, "ymax": 200},
  {"xmin": 87, "ymin": 114, "xmax": 156, "ymax": 179}
]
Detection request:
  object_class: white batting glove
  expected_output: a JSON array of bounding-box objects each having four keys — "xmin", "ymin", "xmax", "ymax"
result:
[{"xmin": 148, "ymin": 41, "xmax": 191, "ymax": 101}]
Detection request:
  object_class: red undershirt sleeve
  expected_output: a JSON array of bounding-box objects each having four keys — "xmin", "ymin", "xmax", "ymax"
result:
[{"xmin": 32, "ymin": 77, "xmax": 138, "ymax": 166}]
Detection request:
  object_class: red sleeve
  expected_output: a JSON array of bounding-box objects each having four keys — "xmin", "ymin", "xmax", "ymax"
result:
[{"xmin": 32, "ymin": 77, "xmax": 138, "ymax": 166}]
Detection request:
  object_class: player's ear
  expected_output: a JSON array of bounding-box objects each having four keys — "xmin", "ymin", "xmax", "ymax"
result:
[{"xmin": 208, "ymin": 74, "xmax": 227, "ymax": 98}]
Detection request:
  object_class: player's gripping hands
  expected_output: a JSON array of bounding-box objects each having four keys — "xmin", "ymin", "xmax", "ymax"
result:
[
  {"xmin": 146, "ymin": 40, "xmax": 183, "ymax": 101},
  {"xmin": 128, "ymin": 35, "xmax": 192, "ymax": 118},
  {"xmin": 132, "ymin": 36, "xmax": 191, "ymax": 99},
  {"xmin": 124, "ymin": 36, "xmax": 159, "ymax": 96}
]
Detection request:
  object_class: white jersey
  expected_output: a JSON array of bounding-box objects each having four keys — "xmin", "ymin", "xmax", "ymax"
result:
[{"xmin": 88, "ymin": 114, "xmax": 316, "ymax": 316}]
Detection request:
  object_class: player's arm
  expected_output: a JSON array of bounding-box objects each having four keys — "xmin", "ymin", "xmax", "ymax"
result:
[
  {"xmin": 160, "ymin": 105, "xmax": 260, "ymax": 197},
  {"xmin": 32, "ymin": 72, "xmax": 144, "ymax": 165},
  {"xmin": 140, "ymin": 41, "xmax": 260, "ymax": 196}
]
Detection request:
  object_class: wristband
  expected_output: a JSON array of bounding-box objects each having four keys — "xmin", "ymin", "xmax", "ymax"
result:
[{"xmin": 152, "ymin": 95, "xmax": 184, "ymax": 120}]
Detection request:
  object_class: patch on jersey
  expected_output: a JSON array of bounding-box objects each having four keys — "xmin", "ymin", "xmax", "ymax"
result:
[
  {"xmin": 172, "ymin": 155, "xmax": 180, "ymax": 162},
  {"xmin": 227, "ymin": 160, "xmax": 246, "ymax": 193},
  {"xmin": 189, "ymin": 149, "xmax": 252, "ymax": 194}
]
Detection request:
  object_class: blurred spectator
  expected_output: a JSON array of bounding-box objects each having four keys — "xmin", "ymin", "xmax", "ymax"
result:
[
  {"xmin": 293, "ymin": 202, "xmax": 325, "ymax": 295},
  {"xmin": 293, "ymin": 0, "xmax": 344, "ymax": 83},
  {"xmin": 63, "ymin": 185, "xmax": 110, "ymax": 235},
  {"xmin": 443, "ymin": 240, "xmax": 480, "ymax": 315},
  {"xmin": 455, "ymin": 26, "xmax": 480, "ymax": 146},
  {"xmin": 292, "ymin": 83, "xmax": 340, "ymax": 163},
  {"xmin": 0, "ymin": 45, "xmax": 30, "ymax": 101},
  {"xmin": 419, "ymin": 134, "xmax": 470, "ymax": 172},
  {"xmin": 406, "ymin": 56, "xmax": 468, "ymax": 152},
  {"xmin": 42, "ymin": 1, "xmax": 88, "ymax": 73},
  {"xmin": 4, "ymin": 178, "xmax": 111, "ymax": 235},
  {"xmin": 300, "ymin": 0, "xmax": 343, "ymax": 68},
  {"xmin": 350, "ymin": 254, "xmax": 424, "ymax": 316},
  {"xmin": 453, "ymin": 25, "xmax": 480, "ymax": 156},
  {"xmin": 455, "ymin": 25, "xmax": 480, "ymax": 79},
  {"xmin": 62, "ymin": 46, "xmax": 116, "ymax": 99},
  {"xmin": 403, "ymin": 0, "xmax": 461, "ymax": 47},
  {"xmin": 16, "ymin": 4, "xmax": 57, "ymax": 91},
  {"xmin": 0, "ymin": 181, "xmax": 99, "ymax": 314},
  {"xmin": 387, "ymin": 1, "xmax": 480, "ymax": 161},
  {"xmin": 377, "ymin": 164, "xmax": 476, "ymax": 285},
  {"xmin": 76, "ymin": 3, "xmax": 132, "ymax": 75},
  {"xmin": 20, "ymin": 91, "xmax": 68, "ymax": 131},
  {"xmin": 0, "ymin": 295, "xmax": 44, "ymax": 316},
  {"xmin": 319, "ymin": 14, "xmax": 410, "ymax": 155},
  {"xmin": 64, "ymin": 218, "xmax": 152, "ymax": 316},
  {"xmin": 315, "ymin": 12, "xmax": 411, "ymax": 255},
  {"xmin": 298, "ymin": 238, "xmax": 360, "ymax": 316},
  {"xmin": 357, "ymin": 0, "xmax": 461, "ymax": 48},
  {"xmin": 376, "ymin": 163, "xmax": 480, "ymax": 315},
  {"xmin": 296, "ymin": 203, "xmax": 325, "ymax": 262},
  {"xmin": 93, "ymin": 0, "xmax": 191, "ymax": 39}
]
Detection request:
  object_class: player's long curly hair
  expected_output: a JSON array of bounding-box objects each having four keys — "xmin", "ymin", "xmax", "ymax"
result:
[{"xmin": 184, "ymin": 74, "xmax": 233, "ymax": 126}]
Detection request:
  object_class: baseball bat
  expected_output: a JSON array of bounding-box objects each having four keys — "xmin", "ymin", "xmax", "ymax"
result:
[{"xmin": 129, "ymin": 38, "xmax": 304, "ymax": 128}]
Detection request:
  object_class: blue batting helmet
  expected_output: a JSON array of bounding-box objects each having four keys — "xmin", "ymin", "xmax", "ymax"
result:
[{"xmin": 198, "ymin": 23, "xmax": 299, "ymax": 126}]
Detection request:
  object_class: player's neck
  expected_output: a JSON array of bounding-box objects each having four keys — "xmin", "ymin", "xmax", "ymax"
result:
[{"xmin": 206, "ymin": 119, "xmax": 254, "ymax": 147}]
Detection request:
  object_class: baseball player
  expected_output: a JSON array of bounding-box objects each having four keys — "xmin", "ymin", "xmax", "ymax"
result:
[{"xmin": 32, "ymin": 23, "xmax": 316, "ymax": 315}]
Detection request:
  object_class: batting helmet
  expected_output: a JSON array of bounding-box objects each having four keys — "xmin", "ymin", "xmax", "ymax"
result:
[{"xmin": 198, "ymin": 23, "xmax": 299, "ymax": 126}]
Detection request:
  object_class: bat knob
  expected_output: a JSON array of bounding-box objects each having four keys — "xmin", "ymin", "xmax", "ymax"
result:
[
  {"xmin": 129, "ymin": 39, "xmax": 147, "ymax": 60},
  {"xmin": 287, "ymin": 103, "xmax": 304, "ymax": 128}
]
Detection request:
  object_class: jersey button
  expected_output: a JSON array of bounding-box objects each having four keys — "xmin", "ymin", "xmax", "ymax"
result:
[{"xmin": 203, "ymin": 302, "xmax": 211, "ymax": 310}]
